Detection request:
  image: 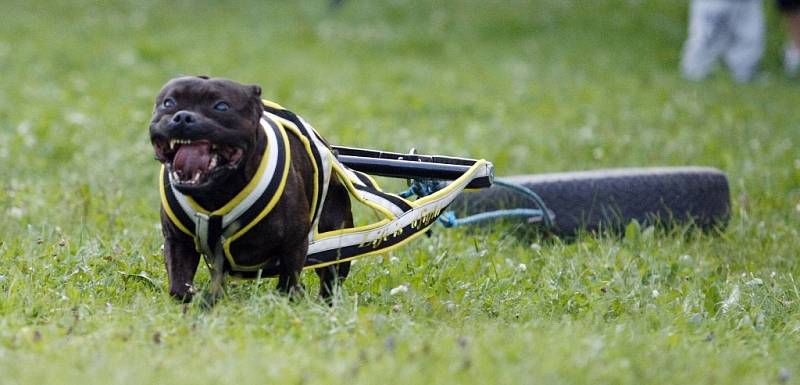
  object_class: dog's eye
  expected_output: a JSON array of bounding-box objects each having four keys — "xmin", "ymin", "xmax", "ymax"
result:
[
  {"xmin": 162, "ymin": 98, "xmax": 176, "ymax": 109},
  {"xmin": 213, "ymin": 101, "xmax": 230, "ymax": 112}
]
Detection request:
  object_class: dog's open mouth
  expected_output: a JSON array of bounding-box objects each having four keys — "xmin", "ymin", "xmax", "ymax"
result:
[{"xmin": 154, "ymin": 139, "xmax": 245, "ymax": 187}]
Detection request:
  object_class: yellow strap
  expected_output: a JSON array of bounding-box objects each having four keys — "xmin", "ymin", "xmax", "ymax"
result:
[
  {"xmin": 159, "ymin": 165, "xmax": 193, "ymax": 236},
  {"xmin": 261, "ymin": 99, "xmax": 285, "ymax": 110},
  {"xmin": 302, "ymin": 159, "xmax": 490, "ymax": 270},
  {"xmin": 221, "ymin": 117, "xmax": 292, "ymax": 271},
  {"xmin": 271, "ymin": 114, "xmax": 321, "ymax": 223}
]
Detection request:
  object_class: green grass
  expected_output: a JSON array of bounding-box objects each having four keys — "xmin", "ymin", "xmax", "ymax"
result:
[{"xmin": 1, "ymin": 0, "xmax": 799, "ymax": 383}]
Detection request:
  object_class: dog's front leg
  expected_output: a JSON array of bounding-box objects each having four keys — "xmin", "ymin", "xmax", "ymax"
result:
[
  {"xmin": 161, "ymin": 214, "xmax": 201, "ymax": 302},
  {"xmin": 164, "ymin": 238, "xmax": 200, "ymax": 302},
  {"xmin": 276, "ymin": 241, "xmax": 308, "ymax": 297}
]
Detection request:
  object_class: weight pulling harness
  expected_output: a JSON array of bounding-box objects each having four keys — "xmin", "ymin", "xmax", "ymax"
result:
[{"xmin": 160, "ymin": 101, "xmax": 494, "ymax": 280}]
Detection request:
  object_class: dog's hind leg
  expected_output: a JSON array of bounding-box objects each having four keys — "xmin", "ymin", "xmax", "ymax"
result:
[{"xmin": 316, "ymin": 262, "xmax": 350, "ymax": 301}]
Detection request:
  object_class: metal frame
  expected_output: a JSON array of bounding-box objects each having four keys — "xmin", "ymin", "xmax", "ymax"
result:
[{"xmin": 332, "ymin": 146, "xmax": 494, "ymax": 189}]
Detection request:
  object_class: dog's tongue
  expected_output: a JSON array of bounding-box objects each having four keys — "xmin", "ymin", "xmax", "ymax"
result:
[{"xmin": 173, "ymin": 140, "xmax": 212, "ymax": 177}]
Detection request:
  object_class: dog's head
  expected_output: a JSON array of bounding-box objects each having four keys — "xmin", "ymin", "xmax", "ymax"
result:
[{"xmin": 149, "ymin": 76, "xmax": 263, "ymax": 194}]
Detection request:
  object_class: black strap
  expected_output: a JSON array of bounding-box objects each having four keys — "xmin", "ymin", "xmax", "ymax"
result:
[
  {"xmin": 205, "ymin": 214, "xmax": 223, "ymax": 255},
  {"xmin": 263, "ymin": 104, "xmax": 327, "ymax": 223}
]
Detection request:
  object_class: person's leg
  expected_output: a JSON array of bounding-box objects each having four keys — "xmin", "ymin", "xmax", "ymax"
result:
[
  {"xmin": 724, "ymin": 0, "xmax": 765, "ymax": 82},
  {"xmin": 784, "ymin": 10, "xmax": 800, "ymax": 74},
  {"xmin": 681, "ymin": 0, "xmax": 733, "ymax": 80},
  {"xmin": 787, "ymin": 11, "xmax": 800, "ymax": 46}
]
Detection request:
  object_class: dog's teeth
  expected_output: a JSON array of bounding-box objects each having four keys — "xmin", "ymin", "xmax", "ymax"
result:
[
  {"xmin": 209, "ymin": 155, "xmax": 217, "ymax": 169},
  {"xmin": 169, "ymin": 139, "xmax": 176, "ymax": 150},
  {"xmin": 192, "ymin": 171, "xmax": 201, "ymax": 183},
  {"xmin": 171, "ymin": 171, "xmax": 179, "ymax": 181}
]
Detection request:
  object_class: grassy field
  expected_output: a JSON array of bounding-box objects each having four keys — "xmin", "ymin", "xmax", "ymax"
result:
[{"xmin": 1, "ymin": 0, "xmax": 799, "ymax": 383}]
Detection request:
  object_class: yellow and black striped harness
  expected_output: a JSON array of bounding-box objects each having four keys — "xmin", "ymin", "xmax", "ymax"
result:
[{"xmin": 160, "ymin": 101, "xmax": 493, "ymax": 276}]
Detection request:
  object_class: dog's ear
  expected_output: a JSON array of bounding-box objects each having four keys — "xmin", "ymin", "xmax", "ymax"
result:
[
  {"xmin": 249, "ymin": 84, "xmax": 264, "ymax": 124},
  {"xmin": 249, "ymin": 85, "xmax": 262, "ymax": 98}
]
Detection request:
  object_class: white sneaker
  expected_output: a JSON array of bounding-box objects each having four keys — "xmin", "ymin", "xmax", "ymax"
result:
[{"xmin": 785, "ymin": 43, "xmax": 800, "ymax": 76}]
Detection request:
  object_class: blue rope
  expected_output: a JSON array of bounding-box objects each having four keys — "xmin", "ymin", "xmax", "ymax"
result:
[
  {"xmin": 491, "ymin": 179, "xmax": 554, "ymax": 228},
  {"xmin": 438, "ymin": 209, "xmax": 549, "ymax": 228},
  {"xmin": 397, "ymin": 178, "xmax": 554, "ymax": 229}
]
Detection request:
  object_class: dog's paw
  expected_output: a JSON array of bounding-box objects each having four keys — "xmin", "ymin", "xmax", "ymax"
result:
[{"xmin": 169, "ymin": 284, "xmax": 196, "ymax": 303}]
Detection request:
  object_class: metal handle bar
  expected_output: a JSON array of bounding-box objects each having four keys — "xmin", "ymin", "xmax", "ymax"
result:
[{"xmin": 332, "ymin": 146, "xmax": 494, "ymax": 189}]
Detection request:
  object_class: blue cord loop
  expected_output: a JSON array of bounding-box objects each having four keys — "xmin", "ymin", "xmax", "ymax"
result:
[
  {"xmin": 397, "ymin": 178, "xmax": 554, "ymax": 229},
  {"xmin": 491, "ymin": 180, "xmax": 554, "ymax": 228},
  {"xmin": 438, "ymin": 208, "xmax": 551, "ymax": 228}
]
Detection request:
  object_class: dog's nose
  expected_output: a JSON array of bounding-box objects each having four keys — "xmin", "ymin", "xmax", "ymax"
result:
[{"xmin": 171, "ymin": 110, "xmax": 196, "ymax": 126}]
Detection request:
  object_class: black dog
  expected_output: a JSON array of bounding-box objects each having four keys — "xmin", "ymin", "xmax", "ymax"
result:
[{"xmin": 149, "ymin": 76, "xmax": 353, "ymax": 302}]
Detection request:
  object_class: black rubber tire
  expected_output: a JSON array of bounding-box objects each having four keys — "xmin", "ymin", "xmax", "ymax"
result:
[{"xmin": 449, "ymin": 167, "xmax": 731, "ymax": 237}]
